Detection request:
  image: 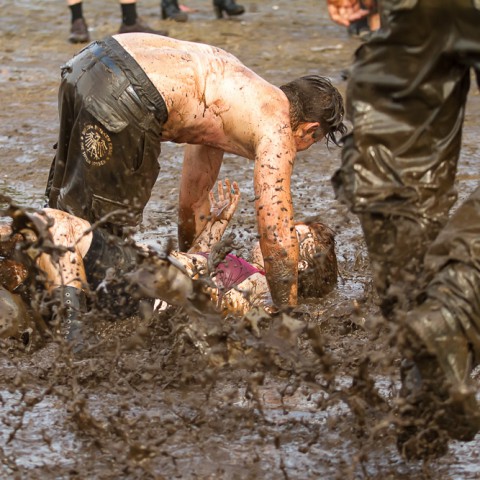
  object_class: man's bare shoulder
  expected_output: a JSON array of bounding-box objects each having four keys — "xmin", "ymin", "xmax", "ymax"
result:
[
  {"xmin": 113, "ymin": 33, "xmax": 243, "ymax": 67},
  {"xmin": 112, "ymin": 33, "xmax": 289, "ymax": 151}
]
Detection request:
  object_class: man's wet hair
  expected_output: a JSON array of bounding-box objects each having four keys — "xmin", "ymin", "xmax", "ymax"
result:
[{"xmin": 280, "ymin": 75, "xmax": 347, "ymax": 146}]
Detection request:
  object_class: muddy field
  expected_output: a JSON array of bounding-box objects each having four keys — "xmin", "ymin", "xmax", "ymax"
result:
[{"xmin": 1, "ymin": 0, "xmax": 480, "ymax": 478}]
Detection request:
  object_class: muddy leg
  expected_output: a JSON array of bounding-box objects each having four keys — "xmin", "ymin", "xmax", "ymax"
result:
[{"xmin": 37, "ymin": 208, "xmax": 91, "ymax": 290}]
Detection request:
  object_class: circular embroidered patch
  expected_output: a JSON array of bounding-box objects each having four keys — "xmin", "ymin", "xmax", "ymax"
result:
[{"xmin": 80, "ymin": 124, "xmax": 113, "ymax": 167}]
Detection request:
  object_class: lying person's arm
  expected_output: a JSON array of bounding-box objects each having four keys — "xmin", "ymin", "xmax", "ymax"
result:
[{"xmin": 188, "ymin": 179, "xmax": 240, "ymax": 254}]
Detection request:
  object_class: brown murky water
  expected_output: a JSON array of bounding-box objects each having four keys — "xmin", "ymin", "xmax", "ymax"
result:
[{"xmin": 1, "ymin": 0, "xmax": 480, "ymax": 478}]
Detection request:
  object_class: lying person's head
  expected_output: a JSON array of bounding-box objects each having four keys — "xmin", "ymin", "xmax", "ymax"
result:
[
  {"xmin": 295, "ymin": 222, "xmax": 338, "ymax": 299},
  {"xmin": 251, "ymin": 222, "xmax": 338, "ymax": 299}
]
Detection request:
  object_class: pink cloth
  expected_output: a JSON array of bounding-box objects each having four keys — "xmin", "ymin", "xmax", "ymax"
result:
[{"xmin": 199, "ymin": 253, "xmax": 264, "ymax": 292}]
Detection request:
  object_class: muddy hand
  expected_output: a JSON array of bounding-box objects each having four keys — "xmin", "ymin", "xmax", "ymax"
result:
[
  {"xmin": 326, "ymin": 0, "xmax": 369, "ymax": 26},
  {"xmin": 209, "ymin": 179, "xmax": 240, "ymax": 222},
  {"xmin": 127, "ymin": 257, "xmax": 195, "ymax": 308}
]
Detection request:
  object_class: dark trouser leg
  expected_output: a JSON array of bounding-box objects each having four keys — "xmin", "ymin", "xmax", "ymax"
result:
[
  {"xmin": 400, "ymin": 191, "xmax": 480, "ymax": 445},
  {"xmin": 421, "ymin": 185, "xmax": 480, "ymax": 361},
  {"xmin": 333, "ymin": 0, "xmax": 480, "ymax": 456},
  {"xmin": 333, "ymin": 2, "xmax": 473, "ymax": 319}
]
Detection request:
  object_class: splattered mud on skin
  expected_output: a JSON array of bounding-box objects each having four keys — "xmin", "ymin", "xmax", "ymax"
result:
[{"xmin": 1, "ymin": 0, "xmax": 480, "ymax": 478}]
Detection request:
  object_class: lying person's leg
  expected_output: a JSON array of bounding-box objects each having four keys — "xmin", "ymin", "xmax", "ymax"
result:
[
  {"xmin": 0, "ymin": 212, "xmax": 86, "ymax": 346},
  {"xmin": 35, "ymin": 209, "xmax": 94, "ymax": 350},
  {"xmin": 37, "ymin": 208, "xmax": 92, "ymax": 290}
]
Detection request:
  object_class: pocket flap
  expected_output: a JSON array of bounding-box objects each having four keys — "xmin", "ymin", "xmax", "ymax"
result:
[{"xmin": 84, "ymin": 94, "xmax": 128, "ymax": 133}]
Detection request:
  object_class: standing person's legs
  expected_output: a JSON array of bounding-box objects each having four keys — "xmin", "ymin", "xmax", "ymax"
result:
[
  {"xmin": 66, "ymin": 0, "xmax": 167, "ymax": 43},
  {"xmin": 334, "ymin": 2, "xmax": 471, "ymax": 318},
  {"xmin": 67, "ymin": 0, "xmax": 90, "ymax": 44},
  {"xmin": 118, "ymin": 0, "xmax": 169, "ymax": 35},
  {"xmin": 333, "ymin": 0, "xmax": 480, "ymax": 455}
]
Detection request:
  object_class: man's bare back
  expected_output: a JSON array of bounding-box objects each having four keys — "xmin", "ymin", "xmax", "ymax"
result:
[{"xmin": 114, "ymin": 33, "xmax": 291, "ymax": 159}]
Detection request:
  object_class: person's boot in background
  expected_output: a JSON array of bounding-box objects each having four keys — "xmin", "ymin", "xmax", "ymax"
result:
[
  {"xmin": 161, "ymin": 0, "xmax": 188, "ymax": 22},
  {"xmin": 119, "ymin": 2, "xmax": 169, "ymax": 35},
  {"xmin": 68, "ymin": 1, "xmax": 90, "ymax": 43},
  {"xmin": 213, "ymin": 0, "xmax": 244, "ymax": 18}
]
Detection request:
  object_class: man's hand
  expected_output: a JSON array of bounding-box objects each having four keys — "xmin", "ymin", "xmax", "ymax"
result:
[
  {"xmin": 188, "ymin": 179, "xmax": 240, "ymax": 254},
  {"xmin": 209, "ymin": 179, "xmax": 240, "ymax": 222},
  {"xmin": 327, "ymin": 0, "xmax": 369, "ymax": 26}
]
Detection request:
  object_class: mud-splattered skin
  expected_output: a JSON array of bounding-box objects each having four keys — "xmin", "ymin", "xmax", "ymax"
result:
[
  {"xmin": 117, "ymin": 34, "xmax": 285, "ymax": 156},
  {"xmin": 115, "ymin": 33, "xmax": 316, "ymax": 306}
]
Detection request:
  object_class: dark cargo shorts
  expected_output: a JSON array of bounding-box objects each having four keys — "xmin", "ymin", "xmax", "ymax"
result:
[{"xmin": 46, "ymin": 37, "xmax": 169, "ymax": 235}]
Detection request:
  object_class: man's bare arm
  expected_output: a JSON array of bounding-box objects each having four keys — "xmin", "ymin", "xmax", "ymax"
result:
[
  {"xmin": 178, "ymin": 144, "xmax": 224, "ymax": 251},
  {"xmin": 254, "ymin": 143, "xmax": 299, "ymax": 307},
  {"xmin": 326, "ymin": 0, "xmax": 369, "ymax": 26},
  {"xmin": 188, "ymin": 179, "xmax": 240, "ymax": 253}
]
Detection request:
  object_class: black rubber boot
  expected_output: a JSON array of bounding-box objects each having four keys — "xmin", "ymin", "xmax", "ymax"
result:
[
  {"xmin": 161, "ymin": 0, "xmax": 188, "ymax": 22},
  {"xmin": 52, "ymin": 286, "xmax": 87, "ymax": 353},
  {"xmin": 213, "ymin": 0, "xmax": 245, "ymax": 18}
]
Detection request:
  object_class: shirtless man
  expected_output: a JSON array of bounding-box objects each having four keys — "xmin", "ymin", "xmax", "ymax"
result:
[{"xmin": 45, "ymin": 33, "xmax": 346, "ymax": 310}]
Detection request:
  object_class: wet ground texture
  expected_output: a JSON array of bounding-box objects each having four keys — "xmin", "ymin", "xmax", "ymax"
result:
[{"xmin": 1, "ymin": 0, "xmax": 480, "ymax": 478}]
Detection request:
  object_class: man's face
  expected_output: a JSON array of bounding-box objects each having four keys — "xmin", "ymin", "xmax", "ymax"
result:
[{"xmin": 293, "ymin": 123, "xmax": 324, "ymax": 152}]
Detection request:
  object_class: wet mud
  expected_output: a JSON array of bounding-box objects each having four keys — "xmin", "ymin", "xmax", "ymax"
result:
[{"xmin": 1, "ymin": 0, "xmax": 480, "ymax": 478}]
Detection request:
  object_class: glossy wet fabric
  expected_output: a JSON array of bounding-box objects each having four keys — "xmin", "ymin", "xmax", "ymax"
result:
[
  {"xmin": 332, "ymin": 0, "xmax": 480, "ymax": 360},
  {"xmin": 83, "ymin": 227, "xmax": 148, "ymax": 317},
  {"xmin": 46, "ymin": 37, "xmax": 168, "ymax": 235}
]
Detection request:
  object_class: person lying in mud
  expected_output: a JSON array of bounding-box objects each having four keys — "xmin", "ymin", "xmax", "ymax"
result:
[
  {"xmin": 0, "ymin": 181, "xmax": 337, "ymax": 350},
  {"xmin": 152, "ymin": 182, "xmax": 338, "ymax": 316},
  {"xmin": 45, "ymin": 33, "xmax": 347, "ymax": 311}
]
